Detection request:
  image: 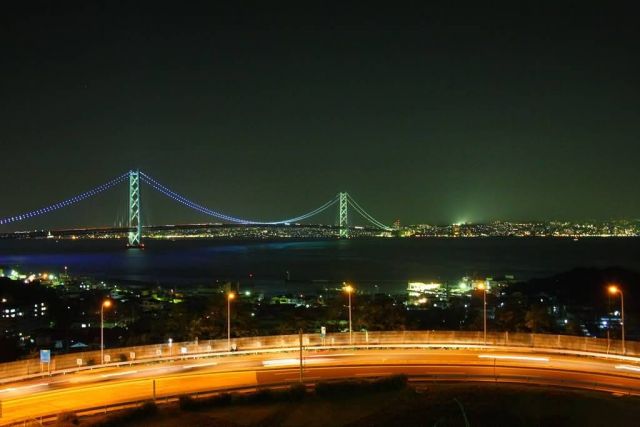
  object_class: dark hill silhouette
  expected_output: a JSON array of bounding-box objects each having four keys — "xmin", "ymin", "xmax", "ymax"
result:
[{"xmin": 513, "ymin": 267, "xmax": 639, "ymax": 310}]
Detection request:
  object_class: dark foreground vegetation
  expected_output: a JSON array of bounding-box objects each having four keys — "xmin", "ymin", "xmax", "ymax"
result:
[{"xmin": 55, "ymin": 376, "xmax": 640, "ymax": 427}]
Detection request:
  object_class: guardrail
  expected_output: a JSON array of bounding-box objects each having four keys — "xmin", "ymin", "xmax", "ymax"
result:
[{"xmin": 0, "ymin": 331, "xmax": 636, "ymax": 382}]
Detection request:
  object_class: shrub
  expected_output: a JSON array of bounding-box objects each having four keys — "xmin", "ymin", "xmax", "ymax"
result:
[
  {"xmin": 179, "ymin": 395, "xmax": 196, "ymax": 410},
  {"xmin": 94, "ymin": 401, "xmax": 157, "ymax": 426},
  {"xmin": 252, "ymin": 388, "xmax": 274, "ymax": 403},
  {"xmin": 179, "ymin": 393, "xmax": 233, "ymax": 411},
  {"xmin": 288, "ymin": 383, "xmax": 307, "ymax": 401},
  {"xmin": 56, "ymin": 411, "xmax": 78, "ymax": 426},
  {"xmin": 118, "ymin": 353, "xmax": 128, "ymax": 362},
  {"xmin": 316, "ymin": 380, "xmax": 360, "ymax": 397},
  {"xmin": 315, "ymin": 375, "xmax": 408, "ymax": 398},
  {"xmin": 372, "ymin": 374, "xmax": 408, "ymax": 391},
  {"xmin": 135, "ymin": 401, "xmax": 158, "ymax": 417}
]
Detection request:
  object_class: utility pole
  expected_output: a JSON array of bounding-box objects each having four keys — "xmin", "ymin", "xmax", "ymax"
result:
[{"xmin": 227, "ymin": 292, "xmax": 235, "ymax": 351}]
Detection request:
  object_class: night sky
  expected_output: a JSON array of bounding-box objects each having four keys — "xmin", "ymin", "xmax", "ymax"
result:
[{"xmin": 1, "ymin": 3, "xmax": 639, "ymax": 229}]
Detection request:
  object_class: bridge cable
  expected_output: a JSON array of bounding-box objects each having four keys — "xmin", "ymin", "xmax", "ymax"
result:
[
  {"xmin": 140, "ymin": 172, "xmax": 338, "ymax": 225},
  {"xmin": 0, "ymin": 173, "xmax": 129, "ymax": 226},
  {"xmin": 346, "ymin": 194, "xmax": 393, "ymax": 231}
]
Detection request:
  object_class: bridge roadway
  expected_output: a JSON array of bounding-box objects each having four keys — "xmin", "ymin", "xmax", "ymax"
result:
[{"xmin": 1, "ymin": 346, "xmax": 640, "ymax": 424}]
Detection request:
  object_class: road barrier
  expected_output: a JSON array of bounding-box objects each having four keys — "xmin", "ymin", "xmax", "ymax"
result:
[{"xmin": 0, "ymin": 331, "xmax": 636, "ymax": 382}]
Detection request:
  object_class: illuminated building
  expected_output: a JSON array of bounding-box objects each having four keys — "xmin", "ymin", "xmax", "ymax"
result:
[{"xmin": 407, "ymin": 282, "xmax": 446, "ymax": 307}]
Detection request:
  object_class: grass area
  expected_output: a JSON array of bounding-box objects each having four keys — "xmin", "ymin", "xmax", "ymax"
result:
[{"xmin": 64, "ymin": 380, "xmax": 640, "ymax": 427}]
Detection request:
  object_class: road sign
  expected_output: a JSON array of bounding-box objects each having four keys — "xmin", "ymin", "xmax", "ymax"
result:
[
  {"xmin": 40, "ymin": 349, "xmax": 51, "ymax": 363},
  {"xmin": 320, "ymin": 326, "xmax": 326, "ymax": 337}
]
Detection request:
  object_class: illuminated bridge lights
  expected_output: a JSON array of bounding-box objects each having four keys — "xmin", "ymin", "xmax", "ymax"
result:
[
  {"xmin": 0, "ymin": 173, "xmax": 129, "ymax": 226},
  {"xmin": 140, "ymin": 171, "xmax": 340, "ymax": 225},
  {"xmin": 0, "ymin": 171, "xmax": 392, "ymax": 239}
]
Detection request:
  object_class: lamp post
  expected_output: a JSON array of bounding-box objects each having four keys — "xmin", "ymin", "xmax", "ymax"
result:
[
  {"xmin": 100, "ymin": 299, "xmax": 112, "ymax": 364},
  {"xmin": 608, "ymin": 285, "xmax": 625, "ymax": 355},
  {"xmin": 227, "ymin": 292, "xmax": 235, "ymax": 351},
  {"xmin": 344, "ymin": 284, "xmax": 354, "ymax": 344},
  {"xmin": 476, "ymin": 283, "xmax": 487, "ymax": 344}
]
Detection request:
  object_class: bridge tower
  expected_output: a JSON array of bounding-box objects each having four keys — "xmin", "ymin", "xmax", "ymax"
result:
[
  {"xmin": 338, "ymin": 192, "xmax": 348, "ymax": 238},
  {"xmin": 128, "ymin": 170, "xmax": 142, "ymax": 247}
]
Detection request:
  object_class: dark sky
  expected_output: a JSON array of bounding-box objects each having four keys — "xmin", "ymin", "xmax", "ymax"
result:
[{"xmin": 1, "ymin": 2, "xmax": 639, "ymax": 229}]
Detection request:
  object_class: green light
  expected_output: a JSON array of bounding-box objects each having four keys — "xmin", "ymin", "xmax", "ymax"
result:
[{"xmin": 339, "ymin": 192, "xmax": 348, "ymax": 238}]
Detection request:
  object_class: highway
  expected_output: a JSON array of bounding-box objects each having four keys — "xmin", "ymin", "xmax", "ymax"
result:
[{"xmin": 1, "ymin": 347, "xmax": 640, "ymax": 425}]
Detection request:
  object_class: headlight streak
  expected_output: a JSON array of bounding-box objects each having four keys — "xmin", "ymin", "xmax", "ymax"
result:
[
  {"xmin": 100, "ymin": 370, "xmax": 139, "ymax": 378},
  {"xmin": 615, "ymin": 364, "xmax": 640, "ymax": 373},
  {"xmin": 262, "ymin": 357, "xmax": 333, "ymax": 367},
  {"xmin": 478, "ymin": 355, "xmax": 550, "ymax": 362}
]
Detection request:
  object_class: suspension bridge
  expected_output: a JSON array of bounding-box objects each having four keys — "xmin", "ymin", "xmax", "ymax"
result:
[{"xmin": 0, "ymin": 170, "xmax": 394, "ymax": 246}]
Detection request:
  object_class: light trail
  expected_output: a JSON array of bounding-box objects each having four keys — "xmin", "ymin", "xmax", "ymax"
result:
[
  {"xmin": 615, "ymin": 364, "xmax": 640, "ymax": 373},
  {"xmin": 100, "ymin": 370, "xmax": 139, "ymax": 378},
  {"xmin": 2, "ymin": 348, "xmax": 640, "ymax": 425},
  {"xmin": 478, "ymin": 354, "xmax": 550, "ymax": 362},
  {"xmin": 306, "ymin": 353, "xmax": 356, "ymax": 358},
  {"xmin": 0, "ymin": 383, "xmax": 49, "ymax": 393},
  {"xmin": 262, "ymin": 357, "xmax": 332, "ymax": 367},
  {"xmin": 182, "ymin": 362, "xmax": 218, "ymax": 369}
]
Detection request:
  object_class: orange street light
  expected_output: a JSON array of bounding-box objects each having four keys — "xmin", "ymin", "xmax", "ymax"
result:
[
  {"xmin": 343, "ymin": 284, "xmax": 354, "ymax": 344},
  {"xmin": 101, "ymin": 299, "xmax": 112, "ymax": 364},
  {"xmin": 608, "ymin": 285, "xmax": 625, "ymax": 354},
  {"xmin": 476, "ymin": 283, "xmax": 487, "ymax": 344},
  {"xmin": 227, "ymin": 292, "xmax": 236, "ymax": 351}
]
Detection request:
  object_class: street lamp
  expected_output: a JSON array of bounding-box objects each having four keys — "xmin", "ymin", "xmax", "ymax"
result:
[
  {"xmin": 608, "ymin": 285, "xmax": 625, "ymax": 355},
  {"xmin": 476, "ymin": 283, "xmax": 487, "ymax": 344},
  {"xmin": 100, "ymin": 299, "xmax": 112, "ymax": 364},
  {"xmin": 227, "ymin": 292, "xmax": 235, "ymax": 351},
  {"xmin": 344, "ymin": 284, "xmax": 354, "ymax": 344}
]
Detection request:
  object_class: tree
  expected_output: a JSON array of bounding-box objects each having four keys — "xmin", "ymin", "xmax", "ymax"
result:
[
  {"xmin": 524, "ymin": 305, "xmax": 554, "ymax": 332},
  {"xmin": 356, "ymin": 295, "xmax": 407, "ymax": 331}
]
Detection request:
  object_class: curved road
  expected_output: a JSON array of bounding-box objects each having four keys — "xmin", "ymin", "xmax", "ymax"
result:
[{"xmin": 1, "ymin": 347, "xmax": 640, "ymax": 425}]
